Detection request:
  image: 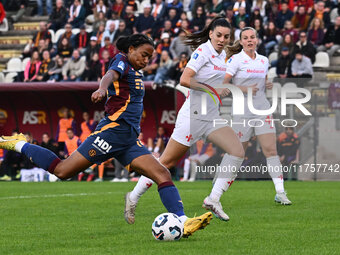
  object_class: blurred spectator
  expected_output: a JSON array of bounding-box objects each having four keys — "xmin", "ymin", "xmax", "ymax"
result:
[
  {"xmin": 57, "ymin": 37, "xmax": 73, "ymax": 60},
  {"xmin": 167, "ymin": 0, "xmax": 183, "ymax": 13},
  {"xmin": 252, "ymin": 0, "xmax": 266, "ymax": 16},
  {"xmin": 122, "ymin": 5, "xmax": 136, "ymax": 34},
  {"xmin": 111, "ymin": 0, "xmax": 125, "ymax": 17},
  {"xmin": 37, "ymin": 0, "xmax": 52, "ymax": 16},
  {"xmin": 153, "ymin": 50, "xmax": 173, "ymax": 86},
  {"xmin": 133, "ymin": 3, "xmax": 154, "ymax": 35},
  {"xmin": 249, "ymin": 7, "xmax": 263, "ymax": 28},
  {"xmin": 6, "ymin": 0, "xmax": 27, "ymax": 23},
  {"xmin": 207, "ymin": 0, "xmax": 223, "ymax": 18},
  {"xmin": 308, "ymin": 17, "xmax": 325, "ymax": 47},
  {"xmin": 64, "ymin": 128, "xmax": 81, "ymax": 158},
  {"xmin": 168, "ymin": 52, "xmax": 188, "ymax": 82},
  {"xmin": 147, "ymin": 126, "xmax": 169, "ymax": 155},
  {"xmin": 48, "ymin": 57, "xmax": 64, "ymax": 82},
  {"xmin": 142, "ymin": 50, "xmax": 159, "ymax": 81},
  {"xmin": 105, "ymin": 11, "xmax": 120, "ymax": 31},
  {"xmin": 264, "ymin": 0, "xmax": 279, "ymax": 22},
  {"xmin": 191, "ymin": 5, "xmax": 206, "ymax": 32},
  {"xmin": 278, "ymin": 33, "xmax": 295, "ymax": 57},
  {"xmin": 277, "ymin": 127, "xmax": 300, "ymax": 165},
  {"xmin": 156, "ymin": 32, "xmax": 171, "ymax": 56},
  {"xmin": 281, "ymin": 20, "xmax": 299, "ymax": 43},
  {"xmin": 182, "ymin": 140, "xmax": 215, "ymax": 182},
  {"xmin": 83, "ymin": 52, "xmax": 101, "ymax": 81},
  {"xmin": 85, "ymin": 36, "xmax": 100, "ymax": 61},
  {"xmin": 74, "ymin": 25, "xmax": 90, "ymax": 55},
  {"xmin": 100, "ymin": 50, "xmax": 111, "ymax": 76},
  {"xmin": 94, "ymin": 22, "xmax": 105, "ymax": 45},
  {"xmin": 291, "ymin": 5, "xmax": 310, "ymax": 31},
  {"xmin": 62, "ymin": 49, "xmax": 86, "ymax": 81},
  {"xmin": 291, "ymin": 50, "xmax": 313, "ymax": 84},
  {"xmin": 167, "ymin": 8, "xmax": 179, "ymax": 28},
  {"xmin": 233, "ymin": 0, "xmax": 248, "ymax": 15},
  {"xmin": 264, "ymin": 21, "xmax": 279, "ymax": 55},
  {"xmin": 41, "ymin": 133, "xmax": 59, "ymax": 155},
  {"xmin": 234, "ymin": 20, "xmax": 246, "ymax": 40},
  {"xmin": 56, "ymin": 107, "xmax": 77, "ymax": 155},
  {"xmin": 169, "ymin": 29, "xmax": 192, "ymax": 62},
  {"xmin": 99, "ymin": 36, "xmax": 118, "ymax": 59},
  {"xmin": 253, "ymin": 18, "xmax": 264, "ymax": 40},
  {"xmin": 154, "ymin": 19, "xmax": 175, "ymax": 40},
  {"xmin": 290, "ymin": 0, "xmax": 314, "ymax": 13},
  {"xmin": 93, "ymin": 0, "xmax": 107, "ymax": 18},
  {"xmin": 318, "ymin": 16, "xmax": 340, "ymax": 56},
  {"xmin": 58, "ymin": 23, "xmax": 73, "ymax": 45},
  {"xmin": 276, "ymin": 47, "xmax": 292, "ymax": 79},
  {"xmin": 24, "ymin": 51, "xmax": 41, "ymax": 82},
  {"xmin": 35, "ymin": 50, "xmax": 55, "ymax": 82},
  {"xmin": 33, "ymin": 39, "xmax": 50, "ymax": 59},
  {"xmin": 80, "ymin": 112, "xmax": 96, "ymax": 142},
  {"xmin": 93, "ymin": 11, "xmax": 107, "ymax": 32},
  {"xmin": 151, "ymin": 0, "xmax": 167, "ymax": 21},
  {"xmin": 310, "ymin": 0, "xmax": 331, "ymax": 29},
  {"xmin": 31, "ymin": 22, "xmax": 52, "ymax": 50},
  {"xmin": 111, "ymin": 158, "xmax": 129, "ymax": 182},
  {"xmin": 275, "ymin": 2, "xmax": 293, "ymax": 29},
  {"xmin": 101, "ymin": 22, "xmax": 116, "ymax": 46},
  {"xmin": 113, "ymin": 20, "xmax": 129, "ymax": 42},
  {"xmin": 174, "ymin": 12, "xmax": 190, "ymax": 33},
  {"xmin": 233, "ymin": 6, "xmax": 249, "ymax": 28},
  {"xmin": 192, "ymin": 0, "xmax": 212, "ymax": 15},
  {"xmin": 68, "ymin": 0, "xmax": 86, "ymax": 28},
  {"xmin": 0, "ymin": 1, "xmax": 8, "ymax": 32},
  {"xmin": 294, "ymin": 31, "xmax": 316, "ymax": 63},
  {"xmin": 48, "ymin": 0, "xmax": 67, "ymax": 31}
]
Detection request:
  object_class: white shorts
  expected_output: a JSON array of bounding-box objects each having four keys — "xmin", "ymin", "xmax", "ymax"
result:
[
  {"xmin": 231, "ymin": 114, "xmax": 276, "ymax": 143},
  {"xmin": 171, "ymin": 113, "xmax": 228, "ymax": 147}
]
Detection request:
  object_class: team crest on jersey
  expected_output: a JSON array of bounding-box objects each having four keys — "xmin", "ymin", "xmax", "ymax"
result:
[
  {"xmin": 118, "ymin": 61, "xmax": 125, "ymax": 70},
  {"xmin": 198, "ymin": 48, "xmax": 202, "ymax": 51},
  {"xmin": 88, "ymin": 149, "xmax": 96, "ymax": 157},
  {"xmin": 193, "ymin": 53, "xmax": 199, "ymax": 60},
  {"xmin": 260, "ymin": 59, "xmax": 265, "ymax": 64}
]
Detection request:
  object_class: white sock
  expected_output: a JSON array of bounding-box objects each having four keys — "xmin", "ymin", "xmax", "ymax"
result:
[
  {"xmin": 179, "ymin": 215, "xmax": 188, "ymax": 223},
  {"xmin": 14, "ymin": 141, "xmax": 27, "ymax": 153},
  {"xmin": 154, "ymin": 146, "xmax": 160, "ymax": 153},
  {"xmin": 148, "ymin": 147, "xmax": 152, "ymax": 151},
  {"xmin": 209, "ymin": 154, "xmax": 244, "ymax": 201},
  {"xmin": 129, "ymin": 175, "xmax": 154, "ymax": 203},
  {"xmin": 183, "ymin": 158, "xmax": 190, "ymax": 180},
  {"xmin": 267, "ymin": 156, "xmax": 284, "ymax": 193}
]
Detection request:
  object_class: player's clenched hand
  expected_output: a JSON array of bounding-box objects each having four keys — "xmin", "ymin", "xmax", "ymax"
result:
[
  {"xmin": 265, "ymin": 81, "xmax": 273, "ymax": 89},
  {"xmin": 216, "ymin": 88, "xmax": 230, "ymax": 97},
  {"xmin": 91, "ymin": 88, "xmax": 106, "ymax": 103}
]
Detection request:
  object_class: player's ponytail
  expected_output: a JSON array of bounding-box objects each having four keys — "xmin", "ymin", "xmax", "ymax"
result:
[
  {"xmin": 184, "ymin": 16, "xmax": 231, "ymax": 51},
  {"xmin": 226, "ymin": 27, "xmax": 258, "ymax": 59},
  {"xmin": 116, "ymin": 34, "xmax": 155, "ymax": 54}
]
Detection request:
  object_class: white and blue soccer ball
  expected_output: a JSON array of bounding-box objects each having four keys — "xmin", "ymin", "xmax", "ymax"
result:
[{"xmin": 152, "ymin": 213, "xmax": 184, "ymax": 241}]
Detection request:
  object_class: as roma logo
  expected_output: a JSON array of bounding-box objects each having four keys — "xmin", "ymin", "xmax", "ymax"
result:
[{"xmin": 88, "ymin": 149, "xmax": 96, "ymax": 157}]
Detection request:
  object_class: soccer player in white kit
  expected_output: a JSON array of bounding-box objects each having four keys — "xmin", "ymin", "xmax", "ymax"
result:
[
  {"xmin": 224, "ymin": 27, "xmax": 292, "ymax": 205},
  {"xmin": 125, "ymin": 17, "xmax": 245, "ymax": 223}
]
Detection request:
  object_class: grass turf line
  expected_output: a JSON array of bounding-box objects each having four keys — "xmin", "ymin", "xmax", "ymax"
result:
[{"xmin": 0, "ymin": 181, "xmax": 339, "ymax": 255}]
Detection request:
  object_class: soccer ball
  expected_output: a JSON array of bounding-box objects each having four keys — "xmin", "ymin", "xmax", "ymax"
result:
[{"xmin": 152, "ymin": 213, "xmax": 184, "ymax": 241}]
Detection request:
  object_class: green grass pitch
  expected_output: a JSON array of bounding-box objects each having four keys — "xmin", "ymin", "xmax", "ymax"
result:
[{"xmin": 1, "ymin": 181, "xmax": 339, "ymax": 255}]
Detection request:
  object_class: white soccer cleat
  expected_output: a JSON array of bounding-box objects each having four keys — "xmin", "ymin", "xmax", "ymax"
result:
[
  {"xmin": 124, "ymin": 192, "xmax": 137, "ymax": 224},
  {"xmin": 202, "ymin": 196, "xmax": 229, "ymax": 221},
  {"xmin": 275, "ymin": 192, "xmax": 292, "ymax": 205}
]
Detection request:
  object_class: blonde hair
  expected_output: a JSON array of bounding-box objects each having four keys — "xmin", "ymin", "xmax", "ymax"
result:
[
  {"xmin": 226, "ymin": 27, "xmax": 257, "ymax": 59},
  {"xmin": 309, "ymin": 17, "xmax": 324, "ymax": 30}
]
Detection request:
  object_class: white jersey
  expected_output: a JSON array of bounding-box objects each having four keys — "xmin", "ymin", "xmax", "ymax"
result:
[
  {"xmin": 179, "ymin": 40, "xmax": 227, "ymax": 121},
  {"xmin": 226, "ymin": 49, "xmax": 270, "ymax": 118}
]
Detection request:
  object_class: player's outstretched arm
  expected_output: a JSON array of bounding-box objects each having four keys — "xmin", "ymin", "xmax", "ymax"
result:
[{"xmin": 91, "ymin": 70, "xmax": 120, "ymax": 103}]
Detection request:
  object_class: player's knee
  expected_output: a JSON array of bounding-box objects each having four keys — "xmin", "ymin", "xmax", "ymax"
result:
[
  {"xmin": 53, "ymin": 165, "xmax": 71, "ymax": 180},
  {"xmin": 161, "ymin": 158, "xmax": 177, "ymax": 169},
  {"xmin": 155, "ymin": 166, "xmax": 172, "ymax": 183},
  {"xmin": 229, "ymin": 146, "xmax": 245, "ymax": 159},
  {"xmin": 263, "ymin": 148, "xmax": 277, "ymax": 158}
]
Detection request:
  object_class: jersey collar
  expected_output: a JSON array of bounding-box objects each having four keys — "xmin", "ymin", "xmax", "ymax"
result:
[
  {"xmin": 207, "ymin": 40, "xmax": 226, "ymax": 58},
  {"xmin": 241, "ymin": 49, "xmax": 259, "ymax": 61}
]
